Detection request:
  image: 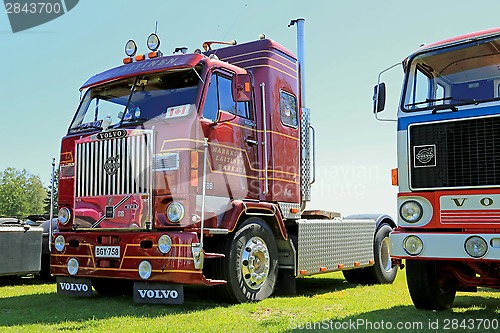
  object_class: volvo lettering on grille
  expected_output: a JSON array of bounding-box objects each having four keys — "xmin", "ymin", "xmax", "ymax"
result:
[{"xmin": 104, "ymin": 155, "xmax": 121, "ymax": 175}]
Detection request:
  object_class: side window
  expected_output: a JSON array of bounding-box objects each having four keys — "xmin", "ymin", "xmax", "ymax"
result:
[
  {"xmin": 202, "ymin": 73, "xmax": 253, "ymax": 121},
  {"xmin": 202, "ymin": 75, "xmax": 219, "ymax": 121},
  {"xmin": 408, "ymin": 66, "xmax": 431, "ymax": 108},
  {"xmin": 280, "ymin": 91, "xmax": 298, "ymax": 128},
  {"xmin": 217, "ymin": 76, "xmax": 235, "ymax": 113}
]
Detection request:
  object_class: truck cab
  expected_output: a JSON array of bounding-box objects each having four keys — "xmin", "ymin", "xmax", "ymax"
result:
[{"xmin": 375, "ymin": 28, "xmax": 500, "ymax": 310}]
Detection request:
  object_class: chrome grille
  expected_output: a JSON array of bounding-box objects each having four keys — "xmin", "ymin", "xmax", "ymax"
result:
[{"xmin": 75, "ymin": 131, "xmax": 153, "ymax": 197}]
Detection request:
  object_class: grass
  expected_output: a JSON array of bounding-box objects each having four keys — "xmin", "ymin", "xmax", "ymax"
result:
[{"xmin": 0, "ymin": 270, "xmax": 498, "ymax": 333}]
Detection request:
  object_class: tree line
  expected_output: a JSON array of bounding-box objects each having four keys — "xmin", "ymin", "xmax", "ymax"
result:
[{"xmin": 0, "ymin": 167, "xmax": 58, "ymax": 219}]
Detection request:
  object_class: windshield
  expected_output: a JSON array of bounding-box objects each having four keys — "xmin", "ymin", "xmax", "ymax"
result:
[
  {"xmin": 69, "ymin": 66, "xmax": 201, "ymax": 132},
  {"xmin": 402, "ymin": 35, "xmax": 500, "ymax": 112}
]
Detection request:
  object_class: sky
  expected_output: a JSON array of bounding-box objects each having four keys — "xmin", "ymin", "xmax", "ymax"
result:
[{"xmin": 2, "ymin": 0, "xmax": 500, "ymax": 219}]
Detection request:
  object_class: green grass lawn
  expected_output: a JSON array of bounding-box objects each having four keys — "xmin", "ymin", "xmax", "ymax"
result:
[{"xmin": 0, "ymin": 270, "xmax": 498, "ymax": 332}]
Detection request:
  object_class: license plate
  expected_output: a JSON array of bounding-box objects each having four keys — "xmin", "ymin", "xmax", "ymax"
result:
[{"xmin": 95, "ymin": 245, "xmax": 120, "ymax": 258}]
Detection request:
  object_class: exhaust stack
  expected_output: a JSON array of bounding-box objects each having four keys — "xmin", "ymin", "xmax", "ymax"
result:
[{"xmin": 290, "ymin": 18, "xmax": 314, "ymax": 206}]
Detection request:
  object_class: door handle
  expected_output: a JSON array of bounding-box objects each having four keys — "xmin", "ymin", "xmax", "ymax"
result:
[{"xmin": 245, "ymin": 138, "xmax": 258, "ymax": 146}]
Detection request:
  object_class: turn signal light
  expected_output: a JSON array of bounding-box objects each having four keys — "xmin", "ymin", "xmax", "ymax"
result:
[{"xmin": 391, "ymin": 168, "xmax": 398, "ymax": 186}]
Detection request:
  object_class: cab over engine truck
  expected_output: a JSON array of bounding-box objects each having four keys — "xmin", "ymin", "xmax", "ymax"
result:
[
  {"xmin": 52, "ymin": 19, "xmax": 397, "ymax": 304},
  {"xmin": 375, "ymin": 28, "xmax": 500, "ymax": 309}
]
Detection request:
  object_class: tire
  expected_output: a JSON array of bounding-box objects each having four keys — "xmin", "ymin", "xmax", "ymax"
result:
[
  {"xmin": 363, "ymin": 224, "xmax": 397, "ymax": 284},
  {"xmin": 92, "ymin": 278, "xmax": 133, "ymax": 296},
  {"xmin": 342, "ymin": 269, "xmax": 365, "ymax": 284},
  {"xmin": 215, "ymin": 217, "xmax": 278, "ymax": 303},
  {"xmin": 406, "ymin": 259, "xmax": 456, "ymax": 310}
]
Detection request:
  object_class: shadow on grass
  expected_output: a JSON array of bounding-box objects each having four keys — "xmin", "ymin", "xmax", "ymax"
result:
[
  {"xmin": 0, "ymin": 275, "xmax": 54, "ymax": 287},
  {"xmin": 0, "ymin": 284, "xmax": 233, "ymax": 327},
  {"xmin": 287, "ymin": 294, "xmax": 499, "ymax": 332},
  {"xmin": 0, "ymin": 275, "xmax": 358, "ymax": 327}
]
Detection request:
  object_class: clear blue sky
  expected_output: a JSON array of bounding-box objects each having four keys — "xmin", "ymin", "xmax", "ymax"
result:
[{"xmin": 1, "ymin": 0, "xmax": 500, "ymax": 218}]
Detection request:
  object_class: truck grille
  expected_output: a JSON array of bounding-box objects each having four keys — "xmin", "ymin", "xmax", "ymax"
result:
[
  {"xmin": 75, "ymin": 131, "xmax": 153, "ymax": 197},
  {"xmin": 409, "ymin": 115, "xmax": 500, "ymax": 189}
]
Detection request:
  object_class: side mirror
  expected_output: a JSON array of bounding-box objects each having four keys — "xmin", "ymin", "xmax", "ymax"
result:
[
  {"xmin": 373, "ymin": 82, "xmax": 386, "ymax": 113},
  {"xmin": 232, "ymin": 73, "xmax": 252, "ymax": 102}
]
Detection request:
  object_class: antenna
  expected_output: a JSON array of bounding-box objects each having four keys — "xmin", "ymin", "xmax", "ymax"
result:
[{"xmin": 154, "ymin": 21, "xmax": 158, "ymax": 34}]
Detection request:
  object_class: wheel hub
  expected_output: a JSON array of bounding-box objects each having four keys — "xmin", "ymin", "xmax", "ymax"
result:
[{"xmin": 241, "ymin": 236, "xmax": 270, "ymax": 290}]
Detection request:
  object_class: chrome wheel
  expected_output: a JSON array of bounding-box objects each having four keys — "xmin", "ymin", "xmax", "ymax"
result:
[
  {"xmin": 241, "ymin": 236, "xmax": 270, "ymax": 290},
  {"xmin": 381, "ymin": 236, "xmax": 391, "ymax": 272}
]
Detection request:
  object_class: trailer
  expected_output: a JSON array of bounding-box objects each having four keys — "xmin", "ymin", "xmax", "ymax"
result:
[
  {"xmin": 51, "ymin": 19, "xmax": 397, "ymax": 304},
  {"xmin": 0, "ymin": 218, "xmax": 43, "ymax": 277}
]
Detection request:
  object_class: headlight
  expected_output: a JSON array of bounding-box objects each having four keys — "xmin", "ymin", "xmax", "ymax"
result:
[
  {"xmin": 400, "ymin": 200, "xmax": 423, "ymax": 223},
  {"xmin": 158, "ymin": 234, "xmax": 172, "ymax": 254},
  {"xmin": 166, "ymin": 202, "xmax": 184, "ymax": 223},
  {"xmin": 403, "ymin": 235, "xmax": 423, "ymax": 256},
  {"xmin": 58, "ymin": 207, "xmax": 71, "ymax": 225},
  {"xmin": 67, "ymin": 258, "xmax": 79, "ymax": 275},
  {"xmin": 138, "ymin": 260, "xmax": 152, "ymax": 280},
  {"xmin": 465, "ymin": 236, "xmax": 488, "ymax": 258},
  {"xmin": 54, "ymin": 235, "xmax": 65, "ymax": 252}
]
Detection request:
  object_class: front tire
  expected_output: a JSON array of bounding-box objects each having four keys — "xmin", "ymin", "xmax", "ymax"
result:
[
  {"xmin": 406, "ymin": 259, "xmax": 456, "ymax": 310},
  {"xmin": 215, "ymin": 217, "xmax": 278, "ymax": 303}
]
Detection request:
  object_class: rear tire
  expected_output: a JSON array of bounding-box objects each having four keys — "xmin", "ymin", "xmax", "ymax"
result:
[
  {"xmin": 342, "ymin": 269, "xmax": 365, "ymax": 284},
  {"xmin": 215, "ymin": 217, "xmax": 278, "ymax": 303},
  {"xmin": 364, "ymin": 224, "xmax": 397, "ymax": 284},
  {"xmin": 406, "ymin": 259, "xmax": 456, "ymax": 310}
]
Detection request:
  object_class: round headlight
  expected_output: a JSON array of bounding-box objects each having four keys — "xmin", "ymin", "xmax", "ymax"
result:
[
  {"xmin": 158, "ymin": 234, "xmax": 172, "ymax": 254},
  {"xmin": 403, "ymin": 235, "xmax": 423, "ymax": 256},
  {"xmin": 138, "ymin": 260, "xmax": 152, "ymax": 280},
  {"xmin": 465, "ymin": 236, "xmax": 488, "ymax": 258},
  {"xmin": 67, "ymin": 258, "xmax": 79, "ymax": 275},
  {"xmin": 147, "ymin": 33, "xmax": 160, "ymax": 51},
  {"xmin": 400, "ymin": 200, "xmax": 423, "ymax": 223},
  {"xmin": 54, "ymin": 235, "xmax": 65, "ymax": 252},
  {"xmin": 125, "ymin": 39, "xmax": 137, "ymax": 57},
  {"xmin": 58, "ymin": 207, "xmax": 71, "ymax": 225},
  {"xmin": 166, "ymin": 202, "xmax": 185, "ymax": 223}
]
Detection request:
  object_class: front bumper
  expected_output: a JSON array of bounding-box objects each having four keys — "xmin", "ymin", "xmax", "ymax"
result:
[
  {"xmin": 390, "ymin": 230, "xmax": 500, "ymax": 261},
  {"xmin": 51, "ymin": 230, "xmax": 219, "ymax": 286}
]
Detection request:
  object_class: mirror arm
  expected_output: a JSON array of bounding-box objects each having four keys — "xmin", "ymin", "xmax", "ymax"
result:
[{"xmin": 374, "ymin": 63, "xmax": 400, "ymax": 122}]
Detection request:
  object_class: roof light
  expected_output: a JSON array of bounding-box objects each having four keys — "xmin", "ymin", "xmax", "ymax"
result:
[
  {"xmin": 147, "ymin": 33, "xmax": 160, "ymax": 51},
  {"xmin": 125, "ymin": 40, "xmax": 137, "ymax": 57}
]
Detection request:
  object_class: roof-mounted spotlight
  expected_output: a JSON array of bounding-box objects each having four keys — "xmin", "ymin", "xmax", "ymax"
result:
[
  {"xmin": 125, "ymin": 40, "xmax": 137, "ymax": 57},
  {"xmin": 123, "ymin": 40, "xmax": 137, "ymax": 64},
  {"xmin": 147, "ymin": 33, "xmax": 160, "ymax": 51}
]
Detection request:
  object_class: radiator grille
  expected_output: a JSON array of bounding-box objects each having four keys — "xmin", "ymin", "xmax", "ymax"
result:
[
  {"xmin": 75, "ymin": 131, "xmax": 153, "ymax": 197},
  {"xmin": 410, "ymin": 115, "xmax": 500, "ymax": 189}
]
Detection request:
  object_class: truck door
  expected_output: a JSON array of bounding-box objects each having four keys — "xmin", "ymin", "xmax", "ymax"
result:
[{"xmin": 201, "ymin": 72, "xmax": 259, "ymax": 200}]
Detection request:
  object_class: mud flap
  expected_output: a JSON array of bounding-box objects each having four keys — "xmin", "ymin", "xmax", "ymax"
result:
[
  {"xmin": 133, "ymin": 282, "xmax": 184, "ymax": 304},
  {"xmin": 56, "ymin": 277, "xmax": 93, "ymax": 297}
]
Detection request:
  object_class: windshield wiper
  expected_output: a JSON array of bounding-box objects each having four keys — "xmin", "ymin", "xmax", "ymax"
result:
[{"xmin": 406, "ymin": 97, "xmax": 455, "ymax": 107}]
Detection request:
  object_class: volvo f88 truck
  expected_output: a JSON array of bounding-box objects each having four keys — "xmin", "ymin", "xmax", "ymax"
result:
[
  {"xmin": 51, "ymin": 19, "xmax": 397, "ymax": 304},
  {"xmin": 375, "ymin": 28, "xmax": 500, "ymax": 309}
]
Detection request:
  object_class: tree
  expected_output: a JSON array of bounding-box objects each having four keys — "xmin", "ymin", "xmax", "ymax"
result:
[
  {"xmin": 44, "ymin": 169, "xmax": 59, "ymax": 215},
  {"xmin": 0, "ymin": 167, "xmax": 47, "ymax": 218}
]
